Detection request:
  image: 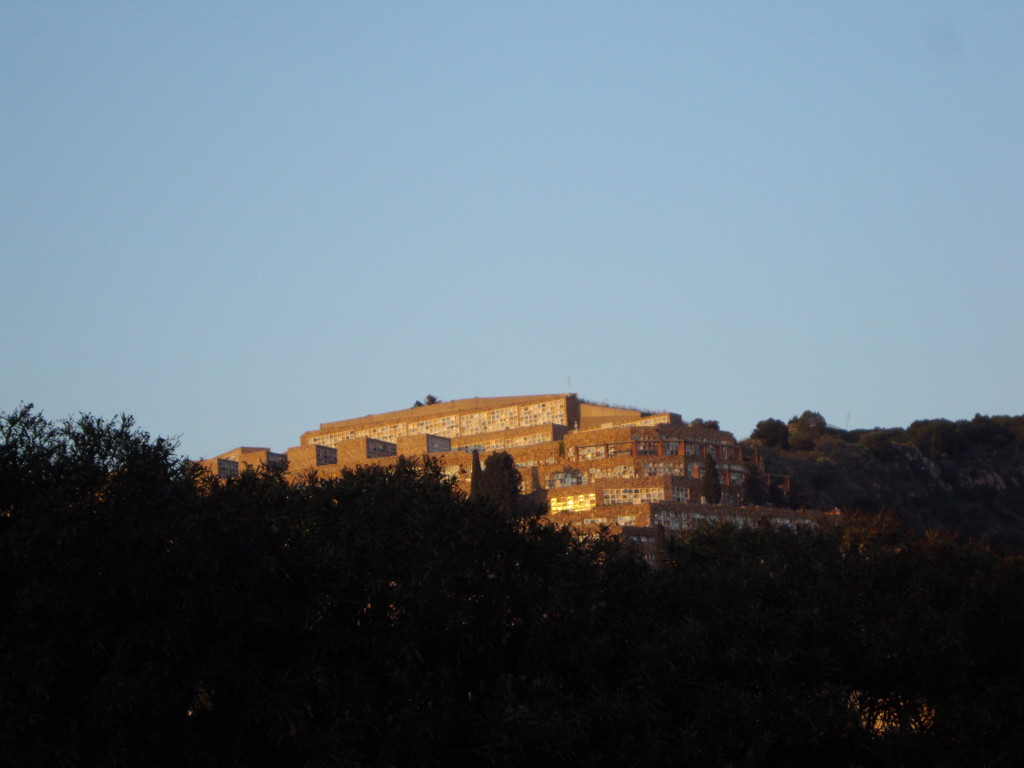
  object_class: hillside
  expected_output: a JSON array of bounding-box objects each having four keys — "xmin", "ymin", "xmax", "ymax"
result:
[{"xmin": 747, "ymin": 413, "xmax": 1024, "ymax": 546}]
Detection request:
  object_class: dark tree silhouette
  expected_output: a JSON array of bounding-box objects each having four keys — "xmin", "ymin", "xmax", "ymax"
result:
[
  {"xmin": 690, "ymin": 417, "xmax": 720, "ymax": 430},
  {"xmin": 789, "ymin": 410, "xmax": 827, "ymax": 450},
  {"xmin": 5, "ymin": 405, "xmax": 1024, "ymax": 767},
  {"xmin": 743, "ymin": 461, "xmax": 767, "ymax": 505},
  {"xmin": 473, "ymin": 450, "xmax": 521, "ymax": 518},
  {"xmin": 469, "ymin": 448, "xmax": 483, "ymax": 500},
  {"xmin": 701, "ymin": 453, "xmax": 722, "ymax": 504},
  {"xmin": 751, "ymin": 417, "xmax": 790, "ymax": 449}
]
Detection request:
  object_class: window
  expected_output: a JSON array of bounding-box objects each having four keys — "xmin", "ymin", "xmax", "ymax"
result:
[
  {"xmin": 549, "ymin": 493, "xmax": 596, "ymax": 513},
  {"xmin": 549, "ymin": 471, "xmax": 584, "ymax": 487}
]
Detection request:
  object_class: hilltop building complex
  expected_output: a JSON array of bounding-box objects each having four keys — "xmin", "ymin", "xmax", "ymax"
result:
[{"xmin": 203, "ymin": 394, "xmax": 800, "ymax": 536}]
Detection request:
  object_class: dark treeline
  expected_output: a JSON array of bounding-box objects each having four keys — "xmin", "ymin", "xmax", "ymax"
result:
[
  {"xmin": 3, "ymin": 405, "xmax": 1024, "ymax": 766},
  {"xmin": 749, "ymin": 412, "xmax": 1024, "ymax": 545}
]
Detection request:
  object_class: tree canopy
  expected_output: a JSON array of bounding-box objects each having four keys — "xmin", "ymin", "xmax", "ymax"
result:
[
  {"xmin": 470, "ymin": 449, "xmax": 522, "ymax": 519},
  {"xmin": 751, "ymin": 417, "xmax": 790, "ymax": 449},
  {"xmin": 746, "ymin": 411, "xmax": 1024, "ymax": 543},
  {"xmin": 789, "ymin": 410, "xmax": 828, "ymax": 450},
  {"xmin": 689, "ymin": 417, "xmax": 720, "ymax": 430},
  {"xmin": 3, "ymin": 405, "xmax": 1024, "ymax": 766},
  {"xmin": 701, "ymin": 453, "xmax": 722, "ymax": 504}
]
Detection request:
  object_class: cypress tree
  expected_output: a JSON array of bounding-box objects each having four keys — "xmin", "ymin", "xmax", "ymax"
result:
[
  {"xmin": 702, "ymin": 454, "xmax": 722, "ymax": 504},
  {"xmin": 480, "ymin": 451, "xmax": 521, "ymax": 519},
  {"xmin": 470, "ymin": 449, "xmax": 482, "ymax": 501}
]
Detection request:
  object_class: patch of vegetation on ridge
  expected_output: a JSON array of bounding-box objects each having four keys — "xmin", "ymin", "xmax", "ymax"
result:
[{"xmin": 746, "ymin": 411, "xmax": 1024, "ymax": 545}]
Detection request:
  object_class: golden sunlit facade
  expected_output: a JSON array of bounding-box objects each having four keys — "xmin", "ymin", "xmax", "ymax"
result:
[{"xmin": 204, "ymin": 393, "xmax": 803, "ymax": 537}]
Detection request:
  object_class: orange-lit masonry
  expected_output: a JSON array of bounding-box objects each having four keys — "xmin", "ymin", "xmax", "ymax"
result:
[{"xmin": 202, "ymin": 393, "xmax": 803, "ymax": 536}]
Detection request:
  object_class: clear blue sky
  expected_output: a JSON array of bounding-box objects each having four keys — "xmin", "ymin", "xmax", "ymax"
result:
[{"xmin": 3, "ymin": 3, "xmax": 1021, "ymax": 458}]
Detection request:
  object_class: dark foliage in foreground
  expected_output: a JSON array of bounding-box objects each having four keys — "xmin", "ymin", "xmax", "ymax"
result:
[{"xmin": 3, "ymin": 405, "xmax": 1024, "ymax": 766}]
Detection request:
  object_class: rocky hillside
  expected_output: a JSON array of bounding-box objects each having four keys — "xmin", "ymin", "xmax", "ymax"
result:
[{"xmin": 746, "ymin": 413, "xmax": 1024, "ymax": 547}]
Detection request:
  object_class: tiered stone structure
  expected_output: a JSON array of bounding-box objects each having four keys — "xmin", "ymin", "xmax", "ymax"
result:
[
  {"xmin": 202, "ymin": 394, "xmax": 798, "ymax": 536},
  {"xmin": 199, "ymin": 446, "xmax": 287, "ymax": 479}
]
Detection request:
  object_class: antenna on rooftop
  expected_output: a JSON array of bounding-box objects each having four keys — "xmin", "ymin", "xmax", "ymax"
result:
[{"xmin": 567, "ymin": 375, "xmax": 571, "ymax": 392}]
